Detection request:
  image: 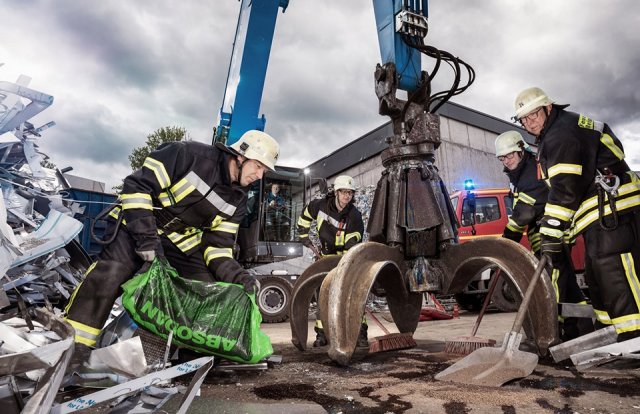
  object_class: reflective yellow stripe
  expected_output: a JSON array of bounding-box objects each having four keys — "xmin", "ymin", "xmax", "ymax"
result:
[
  {"xmin": 204, "ymin": 247, "xmax": 233, "ymax": 265},
  {"xmin": 551, "ymin": 268, "xmax": 560, "ymax": 303},
  {"xmin": 335, "ymin": 231, "xmax": 345, "ymax": 247},
  {"xmin": 548, "ymin": 163, "xmax": 583, "ymax": 179},
  {"xmin": 297, "ymin": 217, "xmax": 311, "ymax": 228},
  {"xmin": 594, "ymin": 308, "xmax": 612, "ymax": 325},
  {"xmin": 517, "ymin": 192, "xmax": 536, "ymax": 206},
  {"xmin": 601, "ymin": 133, "xmax": 624, "ymax": 160},
  {"xmin": 170, "ymin": 177, "xmax": 196, "ymax": 203},
  {"xmin": 344, "ymin": 232, "xmax": 361, "ymax": 244},
  {"xmin": 506, "ymin": 217, "xmax": 525, "ymax": 233},
  {"xmin": 568, "ymin": 193, "xmax": 640, "ymax": 239},
  {"xmin": 544, "ymin": 203, "xmax": 575, "ymax": 221},
  {"xmin": 66, "ymin": 319, "xmax": 100, "ymax": 346},
  {"xmin": 213, "ymin": 221, "xmax": 239, "ymax": 234},
  {"xmin": 611, "ymin": 313, "xmax": 640, "ymax": 335},
  {"xmin": 121, "ymin": 193, "xmax": 153, "ymax": 210},
  {"xmin": 621, "ymin": 253, "xmax": 640, "ymax": 314},
  {"xmin": 540, "ymin": 227, "xmax": 564, "ymax": 238},
  {"xmin": 299, "ymin": 234, "xmax": 309, "ymax": 239},
  {"xmin": 176, "ymin": 233, "xmax": 202, "ymax": 252},
  {"xmin": 158, "ymin": 192, "xmax": 172, "ymax": 207},
  {"xmin": 143, "ymin": 157, "xmax": 171, "ymax": 189}
]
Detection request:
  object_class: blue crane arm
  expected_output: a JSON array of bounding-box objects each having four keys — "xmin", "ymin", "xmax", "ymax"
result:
[
  {"xmin": 372, "ymin": 0, "xmax": 428, "ymax": 92},
  {"xmin": 214, "ymin": 0, "xmax": 289, "ymax": 145}
]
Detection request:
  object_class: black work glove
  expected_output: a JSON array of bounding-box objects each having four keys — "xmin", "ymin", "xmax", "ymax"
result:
[
  {"xmin": 239, "ymin": 270, "xmax": 261, "ymax": 295},
  {"xmin": 135, "ymin": 236, "xmax": 164, "ymax": 262},
  {"xmin": 540, "ymin": 234, "xmax": 563, "ymax": 267}
]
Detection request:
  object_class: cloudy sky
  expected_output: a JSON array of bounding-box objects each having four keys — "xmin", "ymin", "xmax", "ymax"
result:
[{"xmin": 2, "ymin": 0, "xmax": 639, "ymax": 191}]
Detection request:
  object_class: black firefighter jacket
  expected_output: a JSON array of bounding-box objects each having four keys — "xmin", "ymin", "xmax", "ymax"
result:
[
  {"xmin": 503, "ymin": 150, "xmax": 548, "ymax": 253},
  {"xmin": 297, "ymin": 195, "xmax": 364, "ymax": 256},
  {"xmin": 116, "ymin": 141, "xmax": 250, "ymax": 284},
  {"xmin": 537, "ymin": 105, "xmax": 640, "ymax": 241}
]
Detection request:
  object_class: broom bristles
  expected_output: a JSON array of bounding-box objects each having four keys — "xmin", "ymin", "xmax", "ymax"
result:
[
  {"xmin": 443, "ymin": 335, "xmax": 496, "ymax": 356},
  {"xmin": 369, "ymin": 333, "xmax": 417, "ymax": 353}
]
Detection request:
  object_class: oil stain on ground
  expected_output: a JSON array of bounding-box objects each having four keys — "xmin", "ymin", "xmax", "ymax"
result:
[{"xmin": 254, "ymin": 382, "xmax": 413, "ymax": 414}]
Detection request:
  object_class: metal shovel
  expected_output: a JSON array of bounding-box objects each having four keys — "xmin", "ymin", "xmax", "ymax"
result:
[{"xmin": 435, "ymin": 256, "xmax": 548, "ymax": 387}]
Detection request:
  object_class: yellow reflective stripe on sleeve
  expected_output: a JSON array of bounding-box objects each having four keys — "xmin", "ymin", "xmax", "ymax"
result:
[
  {"xmin": 344, "ymin": 232, "xmax": 362, "ymax": 244},
  {"xmin": 568, "ymin": 192, "xmax": 640, "ymax": 240},
  {"xmin": 506, "ymin": 217, "xmax": 525, "ymax": 233},
  {"xmin": 540, "ymin": 227, "xmax": 564, "ymax": 238},
  {"xmin": 143, "ymin": 157, "xmax": 171, "ymax": 189},
  {"xmin": 204, "ymin": 247, "xmax": 233, "ymax": 265},
  {"xmin": 594, "ymin": 308, "xmax": 612, "ymax": 325},
  {"xmin": 170, "ymin": 177, "xmax": 196, "ymax": 203},
  {"xmin": 517, "ymin": 192, "xmax": 536, "ymax": 206},
  {"xmin": 212, "ymin": 221, "xmax": 239, "ymax": 234},
  {"xmin": 299, "ymin": 234, "xmax": 309, "ymax": 239},
  {"xmin": 158, "ymin": 192, "xmax": 172, "ymax": 207},
  {"xmin": 547, "ymin": 163, "xmax": 583, "ymax": 179},
  {"xmin": 544, "ymin": 203, "xmax": 575, "ymax": 221},
  {"xmin": 297, "ymin": 216, "xmax": 311, "ymax": 228},
  {"xmin": 120, "ymin": 193, "xmax": 153, "ymax": 210},
  {"xmin": 601, "ymin": 133, "xmax": 624, "ymax": 160}
]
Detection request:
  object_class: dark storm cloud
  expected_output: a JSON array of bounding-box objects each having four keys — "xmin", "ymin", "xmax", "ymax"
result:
[{"xmin": 3, "ymin": 0, "xmax": 639, "ymax": 187}]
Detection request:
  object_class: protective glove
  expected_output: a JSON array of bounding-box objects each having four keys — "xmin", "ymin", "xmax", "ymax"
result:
[
  {"xmin": 136, "ymin": 250, "xmax": 156, "ymax": 262},
  {"xmin": 540, "ymin": 234, "xmax": 563, "ymax": 267},
  {"xmin": 242, "ymin": 277, "xmax": 261, "ymax": 295},
  {"xmin": 135, "ymin": 235, "xmax": 164, "ymax": 262}
]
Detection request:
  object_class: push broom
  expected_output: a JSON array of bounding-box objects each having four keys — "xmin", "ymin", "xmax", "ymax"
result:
[
  {"xmin": 443, "ymin": 268, "xmax": 503, "ymax": 355},
  {"xmin": 366, "ymin": 309, "xmax": 417, "ymax": 353}
]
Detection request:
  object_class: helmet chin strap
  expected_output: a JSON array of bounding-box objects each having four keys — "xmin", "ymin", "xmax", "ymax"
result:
[{"xmin": 235, "ymin": 156, "xmax": 248, "ymax": 185}]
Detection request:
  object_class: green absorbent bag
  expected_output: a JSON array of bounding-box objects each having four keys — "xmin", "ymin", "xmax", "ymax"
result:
[{"xmin": 121, "ymin": 258, "xmax": 273, "ymax": 364}]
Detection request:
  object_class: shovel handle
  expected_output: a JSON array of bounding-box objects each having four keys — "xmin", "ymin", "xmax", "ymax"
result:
[
  {"xmin": 511, "ymin": 255, "xmax": 548, "ymax": 333},
  {"xmin": 470, "ymin": 268, "xmax": 502, "ymax": 337}
]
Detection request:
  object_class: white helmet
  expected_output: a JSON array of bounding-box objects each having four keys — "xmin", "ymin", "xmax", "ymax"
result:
[
  {"xmin": 495, "ymin": 131, "xmax": 529, "ymax": 157},
  {"xmin": 333, "ymin": 175, "xmax": 356, "ymax": 191},
  {"xmin": 230, "ymin": 130, "xmax": 279, "ymax": 171},
  {"xmin": 514, "ymin": 87, "xmax": 554, "ymax": 120}
]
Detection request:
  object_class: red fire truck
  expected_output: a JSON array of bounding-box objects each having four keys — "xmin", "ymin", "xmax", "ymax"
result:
[{"xmin": 449, "ymin": 186, "xmax": 587, "ymax": 311}]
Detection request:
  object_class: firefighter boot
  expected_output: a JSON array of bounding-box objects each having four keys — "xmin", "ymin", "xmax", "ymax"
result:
[
  {"xmin": 357, "ymin": 323, "xmax": 369, "ymax": 348},
  {"xmin": 313, "ymin": 327, "xmax": 328, "ymax": 347},
  {"xmin": 560, "ymin": 318, "xmax": 580, "ymax": 342},
  {"xmin": 67, "ymin": 343, "xmax": 93, "ymax": 373}
]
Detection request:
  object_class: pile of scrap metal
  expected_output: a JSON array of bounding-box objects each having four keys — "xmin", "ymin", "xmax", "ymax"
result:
[{"xmin": 0, "ymin": 72, "xmax": 277, "ymax": 413}]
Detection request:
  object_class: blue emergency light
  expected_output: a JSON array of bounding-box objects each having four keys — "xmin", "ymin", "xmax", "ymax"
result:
[{"xmin": 464, "ymin": 179, "xmax": 475, "ymax": 191}]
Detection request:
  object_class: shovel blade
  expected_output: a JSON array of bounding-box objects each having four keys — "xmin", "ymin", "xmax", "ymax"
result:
[{"xmin": 435, "ymin": 332, "xmax": 539, "ymax": 387}]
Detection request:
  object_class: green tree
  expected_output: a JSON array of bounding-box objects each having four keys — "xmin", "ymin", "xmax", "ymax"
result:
[
  {"xmin": 128, "ymin": 126, "xmax": 189, "ymax": 171},
  {"xmin": 112, "ymin": 126, "xmax": 189, "ymax": 192}
]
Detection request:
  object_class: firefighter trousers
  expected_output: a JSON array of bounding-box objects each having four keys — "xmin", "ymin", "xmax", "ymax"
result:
[
  {"xmin": 65, "ymin": 227, "xmax": 145, "ymax": 346},
  {"xmin": 583, "ymin": 210, "xmax": 640, "ymax": 339}
]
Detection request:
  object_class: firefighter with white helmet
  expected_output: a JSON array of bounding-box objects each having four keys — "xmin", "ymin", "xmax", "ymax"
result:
[
  {"xmin": 495, "ymin": 130, "xmax": 588, "ymax": 340},
  {"xmin": 297, "ymin": 174, "xmax": 365, "ymax": 347},
  {"xmin": 65, "ymin": 130, "xmax": 280, "ymax": 362},
  {"xmin": 514, "ymin": 86, "xmax": 640, "ymax": 342}
]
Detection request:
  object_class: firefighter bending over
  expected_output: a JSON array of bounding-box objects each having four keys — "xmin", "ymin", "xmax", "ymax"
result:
[
  {"xmin": 514, "ymin": 87, "xmax": 640, "ymax": 342},
  {"xmin": 495, "ymin": 130, "xmax": 590, "ymax": 341},
  {"xmin": 297, "ymin": 175, "xmax": 365, "ymax": 347},
  {"xmin": 65, "ymin": 130, "xmax": 280, "ymax": 356}
]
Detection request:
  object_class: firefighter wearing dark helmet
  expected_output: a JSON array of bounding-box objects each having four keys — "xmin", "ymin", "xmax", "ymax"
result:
[
  {"xmin": 65, "ymin": 130, "xmax": 280, "ymax": 354},
  {"xmin": 495, "ymin": 130, "xmax": 589, "ymax": 340},
  {"xmin": 297, "ymin": 175, "xmax": 365, "ymax": 347},
  {"xmin": 514, "ymin": 87, "xmax": 640, "ymax": 342}
]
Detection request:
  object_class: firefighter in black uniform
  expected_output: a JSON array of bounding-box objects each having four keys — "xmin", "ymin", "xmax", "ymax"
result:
[
  {"xmin": 514, "ymin": 87, "xmax": 640, "ymax": 342},
  {"xmin": 495, "ymin": 130, "xmax": 588, "ymax": 340},
  {"xmin": 297, "ymin": 175, "xmax": 365, "ymax": 347},
  {"xmin": 65, "ymin": 130, "xmax": 280, "ymax": 351}
]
